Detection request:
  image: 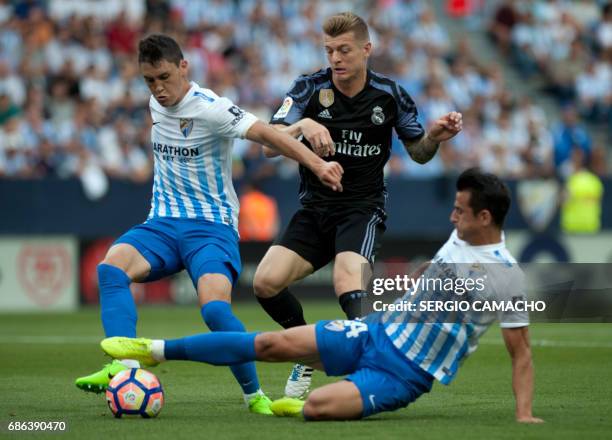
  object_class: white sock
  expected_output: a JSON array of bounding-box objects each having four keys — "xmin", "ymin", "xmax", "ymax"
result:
[
  {"xmin": 151, "ymin": 339, "xmax": 166, "ymax": 362},
  {"xmin": 243, "ymin": 388, "xmax": 264, "ymax": 405},
  {"xmin": 120, "ymin": 359, "xmax": 140, "ymax": 369}
]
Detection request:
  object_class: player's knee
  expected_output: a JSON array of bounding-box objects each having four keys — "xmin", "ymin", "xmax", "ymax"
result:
[
  {"xmin": 254, "ymin": 332, "xmax": 287, "ymax": 361},
  {"xmin": 253, "ymin": 267, "xmax": 282, "ymax": 298},
  {"xmin": 333, "ymin": 272, "xmax": 362, "ymax": 295},
  {"xmin": 333, "ymin": 263, "xmax": 363, "ymax": 290},
  {"xmin": 304, "ymin": 389, "xmax": 361, "ymax": 421},
  {"xmin": 101, "ymin": 245, "xmax": 150, "ymax": 281},
  {"xmin": 100, "ymin": 254, "xmax": 127, "ymax": 272},
  {"xmin": 303, "ymin": 391, "xmax": 330, "ymax": 421},
  {"xmin": 101, "ymin": 245, "xmax": 134, "ymax": 272}
]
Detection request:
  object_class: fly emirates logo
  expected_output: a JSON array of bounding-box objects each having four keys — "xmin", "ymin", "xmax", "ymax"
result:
[{"xmin": 334, "ymin": 129, "xmax": 382, "ymax": 157}]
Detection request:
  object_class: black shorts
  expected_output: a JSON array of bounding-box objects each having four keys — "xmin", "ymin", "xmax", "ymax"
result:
[{"xmin": 276, "ymin": 205, "xmax": 387, "ymax": 270}]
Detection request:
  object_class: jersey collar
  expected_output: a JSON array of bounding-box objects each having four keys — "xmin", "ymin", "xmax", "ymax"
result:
[
  {"xmin": 166, "ymin": 81, "xmax": 198, "ymax": 112},
  {"xmin": 328, "ymin": 68, "xmax": 372, "ymax": 101}
]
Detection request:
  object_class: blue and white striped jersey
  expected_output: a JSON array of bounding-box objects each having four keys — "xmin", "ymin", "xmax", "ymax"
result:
[
  {"xmin": 147, "ymin": 81, "xmax": 258, "ymax": 231},
  {"xmin": 381, "ymin": 230, "xmax": 528, "ymax": 385}
]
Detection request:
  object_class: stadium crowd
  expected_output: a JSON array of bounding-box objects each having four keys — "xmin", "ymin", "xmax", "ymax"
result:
[
  {"xmin": 489, "ymin": 0, "xmax": 611, "ymax": 174},
  {"xmin": 0, "ymin": 0, "xmax": 609, "ymax": 190}
]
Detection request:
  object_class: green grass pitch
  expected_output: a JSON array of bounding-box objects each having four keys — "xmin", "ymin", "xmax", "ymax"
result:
[{"xmin": 1, "ymin": 301, "xmax": 611, "ymax": 439}]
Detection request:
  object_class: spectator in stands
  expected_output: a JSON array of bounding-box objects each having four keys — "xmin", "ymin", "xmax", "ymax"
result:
[
  {"xmin": 575, "ymin": 59, "xmax": 612, "ymax": 122},
  {"xmin": 543, "ymin": 39, "xmax": 589, "ymax": 103},
  {"xmin": 0, "ymin": 92, "xmax": 20, "ymax": 125},
  {"xmin": 488, "ymin": 0, "xmax": 520, "ymax": 55},
  {"xmin": 491, "ymin": 0, "xmax": 611, "ymax": 142},
  {"xmin": 0, "ymin": 115, "xmax": 34, "ymax": 177},
  {"xmin": 0, "ymin": 0, "xmax": 606, "ymax": 183},
  {"xmin": 552, "ymin": 106, "xmax": 592, "ymax": 172},
  {"xmin": 0, "ymin": 60, "xmax": 26, "ymax": 107},
  {"xmin": 561, "ymin": 147, "xmax": 604, "ymax": 234},
  {"xmin": 596, "ymin": 2, "xmax": 612, "ymax": 58}
]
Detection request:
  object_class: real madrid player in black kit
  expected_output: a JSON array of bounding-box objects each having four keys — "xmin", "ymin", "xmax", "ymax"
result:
[{"xmin": 254, "ymin": 12, "xmax": 463, "ymax": 398}]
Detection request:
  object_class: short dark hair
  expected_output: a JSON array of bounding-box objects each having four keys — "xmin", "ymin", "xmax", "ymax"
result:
[
  {"xmin": 138, "ymin": 34, "xmax": 183, "ymax": 66},
  {"xmin": 456, "ymin": 168, "xmax": 511, "ymax": 228}
]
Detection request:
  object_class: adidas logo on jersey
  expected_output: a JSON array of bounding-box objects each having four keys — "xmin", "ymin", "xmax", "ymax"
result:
[{"xmin": 318, "ymin": 109, "xmax": 332, "ymax": 119}]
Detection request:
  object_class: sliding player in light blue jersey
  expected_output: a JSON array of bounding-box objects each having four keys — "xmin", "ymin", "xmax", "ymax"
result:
[
  {"xmin": 75, "ymin": 34, "xmax": 344, "ymax": 415},
  {"xmin": 99, "ymin": 169, "xmax": 543, "ymax": 423}
]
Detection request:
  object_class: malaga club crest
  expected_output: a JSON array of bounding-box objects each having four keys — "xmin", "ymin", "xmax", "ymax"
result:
[
  {"xmin": 517, "ymin": 179, "xmax": 560, "ymax": 231},
  {"xmin": 324, "ymin": 320, "xmax": 347, "ymax": 332},
  {"xmin": 179, "ymin": 118, "xmax": 193, "ymax": 138}
]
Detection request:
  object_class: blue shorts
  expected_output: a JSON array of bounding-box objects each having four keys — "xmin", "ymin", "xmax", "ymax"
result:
[
  {"xmin": 315, "ymin": 320, "xmax": 434, "ymax": 418},
  {"xmin": 115, "ymin": 217, "xmax": 241, "ymax": 287}
]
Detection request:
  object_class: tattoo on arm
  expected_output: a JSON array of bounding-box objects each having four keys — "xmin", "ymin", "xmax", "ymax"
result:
[{"xmin": 403, "ymin": 134, "xmax": 440, "ymax": 164}]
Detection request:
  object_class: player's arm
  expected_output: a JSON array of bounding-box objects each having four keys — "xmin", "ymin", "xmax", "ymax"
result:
[
  {"xmin": 262, "ymin": 123, "xmax": 305, "ymax": 158},
  {"xmin": 401, "ymin": 112, "xmax": 463, "ymax": 164},
  {"xmin": 246, "ymin": 121, "xmax": 343, "ymax": 192},
  {"xmin": 393, "ymin": 84, "xmax": 462, "ymax": 164},
  {"xmin": 263, "ymin": 119, "xmax": 335, "ymax": 158},
  {"xmin": 501, "ymin": 326, "xmax": 544, "ymax": 424}
]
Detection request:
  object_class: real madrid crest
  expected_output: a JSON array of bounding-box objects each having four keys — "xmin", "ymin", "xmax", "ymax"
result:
[
  {"xmin": 371, "ymin": 106, "xmax": 385, "ymax": 125},
  {"xmin": 179, "ymin": 118, "xmax": 193, "ymax": 138},
  {"xmin": 319, "ymin": 89, "xmax": 334, "ymax": 108}
]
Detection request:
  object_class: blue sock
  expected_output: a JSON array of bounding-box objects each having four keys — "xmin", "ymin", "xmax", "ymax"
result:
[
  {"xmin": 98, "ymin": 264, "xmax": 137, "ymax": 337},
  {"xmin": 164, "ymin": 332, "xmax": 257, "ymax": 365},
  {"xmin": 200, "ymin": 300, "xmax": 260, "ymax": 394}
]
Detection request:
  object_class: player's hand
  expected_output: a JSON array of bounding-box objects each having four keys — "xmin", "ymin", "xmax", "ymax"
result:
[
  {"xmin": 300, "ymin": 118, "xmax": 335, "ymax": 157},
  {"xmin": 516, "ymin": 415, "xmax": 544, "ymax": 424},
  {"xmin": 428, "ymin": 111, "xmax": 463, "ymax": 143},
  {"xmin": 314, "ymin": 160, "xmax": 343, "ymax": 192}
]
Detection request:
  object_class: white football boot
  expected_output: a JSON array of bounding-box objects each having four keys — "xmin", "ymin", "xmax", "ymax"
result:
[{"xmin": 284, "ymin": 363, "xmax": 313, "ymax": 399}]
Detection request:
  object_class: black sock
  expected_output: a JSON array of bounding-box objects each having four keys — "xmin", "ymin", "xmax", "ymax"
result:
[
  {"xmin": 256, "ymin": 287, "xmax": 307, "ymax": 329},
  {"xmin": 338, "ymin": 290, "xmax": 367, "ymax": 320}
]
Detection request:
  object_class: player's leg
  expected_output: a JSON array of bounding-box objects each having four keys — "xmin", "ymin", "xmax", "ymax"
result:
[
  {"xmin": 253, "ymin": 208, "xmax": 333, "ymax": 398},
  {"xmin": 274, "ymin": 322, "xmax": 434, "ymax": 421},
  {"xmin": 302, "ymin": 380, "xmax": 363, "ymax": 420},
  {"xmin": 298, "ymin": 366, "xmax": 426, "ymax": 421},
  {"xmin": 102, "ymin": 318, "xmax": 369, "ymax": 372},
  {"xmin": 253, "ymin": 245, "xmax": 313, "ymax": 327},
  {"xmin": 75, "ymin": 244, "xmax": 151, "ymax": 392},
  {"xmin": 333, "ymin": 251, "xmax": 370, "ymax": 319},
  {"xmin": 98, "ymin": 243, "xmax": 151, "ymax": 340},
  {"xmin": 197, "ymin": 271, "xmax": 271, "ymax": 411},
  {"xmin": 334, "ymin": 207, "xmax": 387, "ymax": 319},
  {"xmin": 76, "ymin": 219, "xmax": 182, "ymax": 393},
  {"xmin": 101, "ymin": 319, "xmax": 383, "ymax": 420},
  {"xmin": 100, "ymin": 325, "xmax": 322, "ymax": 369},
  {"xmin": 182, "ymin": 220, "xmax": 271, "ymax": 413},
  {"xmin": 254, "ymin": 208, "xmax": 331, "ymax": 328}
]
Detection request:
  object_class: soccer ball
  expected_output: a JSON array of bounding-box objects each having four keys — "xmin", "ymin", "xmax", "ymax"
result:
[{"xmin": 105, "ymin": 369, "xmax": 164, "ymax": 418}]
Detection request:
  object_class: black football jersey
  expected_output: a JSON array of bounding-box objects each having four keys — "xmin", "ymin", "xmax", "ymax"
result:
[{"xmin": 270, "ymin": 67, "xmax": 424, "ymax": 208}]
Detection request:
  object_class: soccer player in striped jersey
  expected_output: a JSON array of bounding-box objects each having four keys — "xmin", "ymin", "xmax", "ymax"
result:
[
  {"xmin": 100, "ymin": 169, "xmax": 543, "ymax": 423},
  {"xmin": 75, "ymin": 34, "xmax": 344, "ymax": 415}
]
